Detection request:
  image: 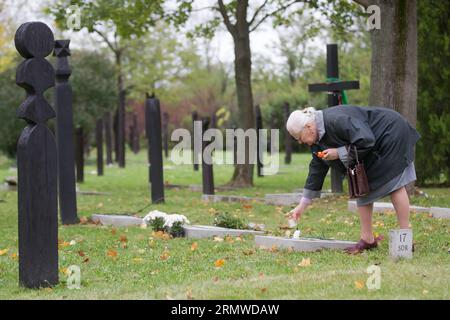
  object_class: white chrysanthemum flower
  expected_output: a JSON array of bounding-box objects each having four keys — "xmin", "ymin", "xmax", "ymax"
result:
[
  {"xmin": 163, "ymin": 214, "xmax": 190, "ymax": 228},
  {"xmin": 143, "ymin": 210, "xmax": 168, "ymax": 223}
]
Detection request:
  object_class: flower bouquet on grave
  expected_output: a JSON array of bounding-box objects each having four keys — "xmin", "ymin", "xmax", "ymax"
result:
[
  {"xmin": 143, "ymin": 210, "xmax": 168, "ymax": 232},
  {"xmin": 163, "ymin": 214, "xmax": 190, "ymax": 238}
]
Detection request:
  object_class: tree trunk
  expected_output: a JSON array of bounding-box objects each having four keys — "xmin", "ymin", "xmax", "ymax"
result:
[
  {"xmin": 227, "ymin": 2, "xmax": 255, "ymax": 187},
  {"xmin": 104, "ymin": 112, "xmax": 113, "ymax": 165},
  {"xmin": 116, "ymin": 51, "xmax": 126, "ymax": 168},
  {"xmin": 367, "ymin": 0, "xmax": 418, "ymax": 195}
]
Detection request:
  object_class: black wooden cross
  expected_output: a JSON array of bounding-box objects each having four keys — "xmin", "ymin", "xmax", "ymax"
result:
[{"xmin": 308, "ymin": 44, "xmax": 360, "ymax": 193}]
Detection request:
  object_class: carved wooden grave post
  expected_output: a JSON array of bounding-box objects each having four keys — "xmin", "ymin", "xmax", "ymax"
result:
[
  {"xmin": 15, "ymin": 21, "xmax": 59, "ymax": 288},
  {"xmin": 145, "ymin": 94, "xmax": 164, "ymax": 203},
  {"xmin": 96, "ymin": 118, "xmax": 104, "ymax": 176},
  {"xmin": 162, "ymin": 112, "xmax": 169, "ymax": 158},
  {"xmin": 104, "ymin": 112, "xmax": 113, "ymax": 165},
  {"xmin": 132, "ymin": 113, "xmax": 140, "ymax": 154},
  {"xmin": 75, "ymin": 127, "xmax": 84, "ymax": 183},
  {"xmin": 201, "ymin": 117, "xmax": 214, "ymax": 195},
  {"xmin": 54, "ymin": 39, "xmax": 78, "ymax": 224},
  {"xmin": 283, "ymin": 102, "xmax": 292, "ymax": 164},
  {"xmin": 192, "ymin": 111, "xmax": 199, "ymax": 171},
  {"xmin": 255, "ymin": 105, "xmax": 263, "ymax": 177}
]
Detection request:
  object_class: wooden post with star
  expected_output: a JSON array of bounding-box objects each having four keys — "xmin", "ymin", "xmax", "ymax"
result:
[
  {"xmin": 308, "ymin": 44, "xmax": 360, "ymax": 193},
  {"xmin": 54, "ymin": 39, "xmax": 79, "ymax": 225},
  {"xmin": 15, "ymin": 21, "xmax": 59, "ymax": 288}
]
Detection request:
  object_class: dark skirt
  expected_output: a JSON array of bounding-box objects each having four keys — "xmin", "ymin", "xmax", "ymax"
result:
[{"xmin": 356, "ymin": 161, "xmax": 417, "ymax": 207}]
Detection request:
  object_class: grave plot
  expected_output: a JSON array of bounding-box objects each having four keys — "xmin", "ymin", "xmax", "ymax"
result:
[
  {"xmin": 348, "ymin": 201, "xmax": 430, "ymax": 213},
  {"xmin": 265, "ymin": 192, "xmax": 336, "ymax": 206},
  {"xmin": 91, "ymin": 214, "xmax": 144, "ymax": 227},
  {"xmin": 201, "ymin": 194, "xmax": 264, "ymax": 203},
  {"xmin": 165, "ymin": 184, "xmax": 237, "ymax": 192},
  {"xmin": 184, "ymin": 225, "xmax": 264, "ymax": 239},
  {"xmin": 255, "ymin": 235, "xmax": 356, "ymax": 252},
  {"xmin": 77, "ymin": 190, "xmax": 112, "ymax": 196}
]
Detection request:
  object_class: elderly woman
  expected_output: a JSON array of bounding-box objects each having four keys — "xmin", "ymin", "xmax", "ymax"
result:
[{"xmin": 286, "ymin": 105, "xmax": 421, "ymax": 254}]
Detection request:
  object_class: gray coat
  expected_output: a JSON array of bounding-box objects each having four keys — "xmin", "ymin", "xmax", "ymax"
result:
[{"xmin": 304, "ymin": 105, "xmax": 421, "ymax": 193}]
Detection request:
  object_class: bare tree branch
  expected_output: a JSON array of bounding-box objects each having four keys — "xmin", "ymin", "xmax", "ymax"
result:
[
  {"xmin": 217, "ymin": 0, "xmax": 236, "ymax": 36},
  {"xmin": 93, "ymin": 28, "xmax": 118, "ymax": 53},
  {"xmin": 248, "ymin": 0, "xmax": 269, "ymax": 26},
  {"xmin": 248, "ymin": 0, "xmax": 269, "ymax": 27},
  {"xmin": 353, "ymin": 0, "xmax": 371, "ymax": 9},
  {"xmin": 249, "ymin": 0, "xmax": 302, "ymax": 33}
]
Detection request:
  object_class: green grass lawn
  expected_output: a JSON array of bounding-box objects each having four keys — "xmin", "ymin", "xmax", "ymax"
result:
[{"xmin": 0, "ymin": 150, "xmax": 449, "ymax": 299}]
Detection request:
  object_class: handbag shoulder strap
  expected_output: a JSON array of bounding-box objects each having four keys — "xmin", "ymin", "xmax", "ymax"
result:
[{"xmin": 350, "ymin": 144, "xmax": 360, "ymax": 164}]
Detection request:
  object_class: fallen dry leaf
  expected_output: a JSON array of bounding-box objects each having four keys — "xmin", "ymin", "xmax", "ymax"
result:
[
  {"xmin": 235, "ymin": 236, "xmax": 243, "ymax": 242},
  {"xmin": 111, "ymin": 228, "xmax": 117, "ymax": 235},
  {"xmin": 83, "ymin": 257, "xmax": 89, "ymax": 263},
  {"xmin": 0, "ymin": 248, "xmax": 9, "ymax": 256},
  {"xmin": 355, "ymin": 280, "xmax": 365, "ymax": 289},
  {"xmin": 191, "ymin": 242, "xmax": 198, "ymax": 251},
  {"xmin": 78, "ymin": 250, "xmax": 85, "ymax": 257},
  {"xmin": 214, "ymin": 258, "xmax": 225, "ymax": 268},
  {"xmin": 261, "ymin": 288, "xmax": 267, "ymax": 293},
  {"xmin": 119, "ymin": 235, "xmax": 128, "ymax": 243},
  {"xmin": 107, "ymin": 249, "xmax": 118, "ymax": 258},
  {"xmin": 225, "ymin": 236, "xmax": 235, "ymax": 243},
  {"xmin": 242, "ymin": 204, "xmax": 253, "ymax": 210},
  {"xmin": 213, "ymin": 276, "xmax": 219, "ymax": 282},
  {"xmin": 160, "ymin": 249, "xmax": 170, "ymax": 261},
  {"xmin": 298, "ymin": 258, "xmax": 311, "ymax": 267},
  {"xmin": 213, "ymin": 236, "xmax": 224, "ymax": 242},
  {"xmin": 10, "ymin": 253, "xmax": 17, "ymax": 260},
  {"xmin": 242, "ymin": 249, "xmax": 255, "ymax": 256},
  {"xmin": 79, "ymin": 216, "xmax": 88, "ymax": 224}
]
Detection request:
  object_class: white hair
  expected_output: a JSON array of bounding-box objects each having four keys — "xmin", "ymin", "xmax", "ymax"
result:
[{"xmin": 286, "ymin": 107, "xmax": 317, "ymax": 137}]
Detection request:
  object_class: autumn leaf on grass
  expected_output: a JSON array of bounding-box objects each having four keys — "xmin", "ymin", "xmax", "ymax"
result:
[
  {"xmin": 225, "ymin": 236, "xmax": 235, "ymax": 244},
  {"xmin": 111, "ymin": 228, "xmax": 117, "ymax": 235},
  {"xmin": 160, "ymin": 249, "xmax": 170, "ymax": 261},
  {"xmin": 354, "ymin": 280, "xmax": 365, "ymax": 289},
  {"xmin": 242, "ymin": 249, "xmax": 255, "ymax": 256},
  {"xmin": 59, "ymin": 267, "xmax": 69, "ymax": 275},
  {"xmin": 261, "ymin": 288, "xmax": 267, "ymax": 293},
  {"xmin": 83, "ymin": 257, "xmax": 90, "ymax": 263},
  {"xmin": 242, "ymin": 204, "xmax": 253, "ymax": 210},
  {"xmin": 10, "ymin": 253, "xmax": 18, "ymax": 260},
  {"xmin": 0, "ymin": 248, "xmax": 9, "ymax": 256},
  {"xmin": 214, "ymin": 258, "xmax": 225, "ymax": 268},
  {"xmin": 298, "ymin": 258, "xmax": 311, "ymax": 267},
  {"xmin": 119, "ymin": 235, "xmax": 128, "ymax": 243},
  {"xmin": 78, "ymin": 251, "xmax": 85, "ymax": 257},
  {"xmin": 190, "ymin": 242, "xmax": 198, "ymax": 251},
  {"xmin": 107, "ymin": 249, "xmax": 118, "ymax": 258},
  {"xmin": 79, "ymin": 216, "xmax": 88, "ymax": 224},
  {"xmin": 58, "ymin": 239, "xmax": 70, "ymax": 249},
  {"xmin": 213, "ymin": 236, "xmax": 224, "ymax": 242}
]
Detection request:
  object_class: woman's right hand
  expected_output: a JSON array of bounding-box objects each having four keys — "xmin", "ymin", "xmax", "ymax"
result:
[{"xmin": 285, "ymin": 204, "xmax": 304, "ymax": 222}]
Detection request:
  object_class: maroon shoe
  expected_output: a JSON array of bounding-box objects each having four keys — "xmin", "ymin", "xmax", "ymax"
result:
[{"xmin": 345, "ymin": 239, "xmax": 378, "ymax": 255}]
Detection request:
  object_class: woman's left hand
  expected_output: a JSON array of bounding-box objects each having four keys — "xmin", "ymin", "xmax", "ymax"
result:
[{"xmin": 322, "ymin": 148, "xmax": 339, "ymax": 160}]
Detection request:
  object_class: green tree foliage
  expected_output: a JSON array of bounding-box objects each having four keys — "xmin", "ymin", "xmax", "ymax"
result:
[
  {"xmin": 69, "ymin": 50, "xmax": 117, "ymax": 133},
  {"xmin": 0, "ymin": 60, "xmax": 24, "ymax": 158},
  {"xmin": 416, "ymin": 0, "xmax": 450, "ymax": 185}
]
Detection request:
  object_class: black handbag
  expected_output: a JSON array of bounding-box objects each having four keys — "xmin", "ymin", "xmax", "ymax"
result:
[{"xmin": 347, "ymin": 145, "xmax": 370, "ymax": 198}]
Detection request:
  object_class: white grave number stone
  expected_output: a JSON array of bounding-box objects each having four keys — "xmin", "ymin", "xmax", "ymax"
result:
[{"xmin": 389, "ymin": 229, "xmax": 413, "ymax": 260}]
